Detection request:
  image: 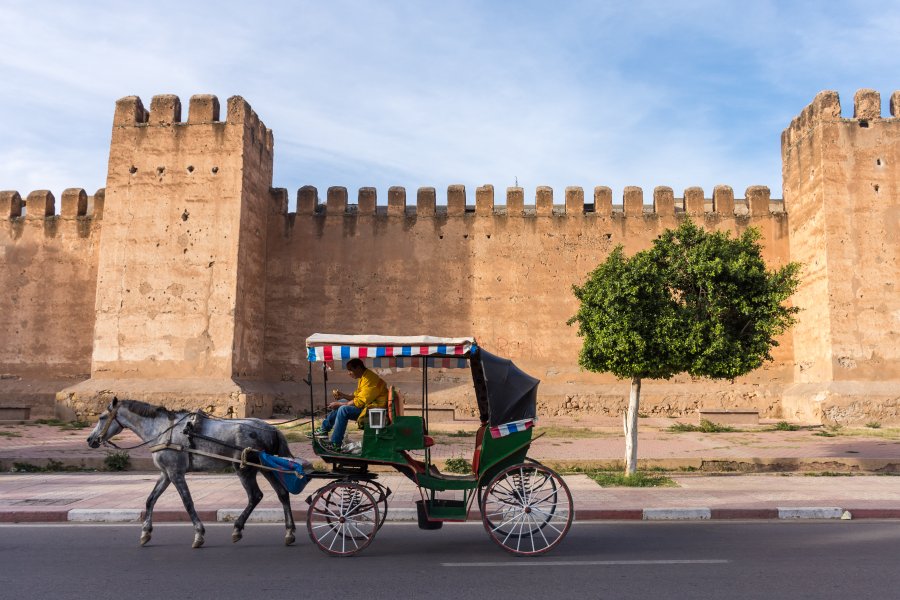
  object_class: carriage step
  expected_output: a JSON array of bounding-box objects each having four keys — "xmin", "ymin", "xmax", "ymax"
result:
[{"xmin": 418, "ymin": 499, "xmax": 468, "ymax": 522}]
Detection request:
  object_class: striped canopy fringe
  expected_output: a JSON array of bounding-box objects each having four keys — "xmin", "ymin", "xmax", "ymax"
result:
[
  {"xmin": 489, "ymin": 418, "xmax": 536, "ymax": 439},
  {"xmin": 322, "ymin": 356, "xmax": 469, "ymax": 370},
  {"xmin": 307, "ymin": 343, "xmax": 470, "ymax": 364}
]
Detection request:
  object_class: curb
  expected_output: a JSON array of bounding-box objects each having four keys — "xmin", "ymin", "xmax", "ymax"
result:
[
  {"xmin": 4, "ymin": 507, "xmax": 900, "ymax": 524},
  {"xmin": 5, "ymin": 456, "xmax": 900, "ymax": 474}
]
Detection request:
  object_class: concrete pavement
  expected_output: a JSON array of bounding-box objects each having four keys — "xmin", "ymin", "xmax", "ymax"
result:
[{"xmin": 2, "ymin": 418, "xmax": 900, "ymax": 523}]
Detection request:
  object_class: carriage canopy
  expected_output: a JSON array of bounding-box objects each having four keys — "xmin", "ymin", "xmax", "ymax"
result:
[
  {"xmin": 304, "ymin": 333, "xmax": 539, "ymax": 427},
  {"xmin": 305, "ymin": 333, "xmax": 475, "ymax": 369}
]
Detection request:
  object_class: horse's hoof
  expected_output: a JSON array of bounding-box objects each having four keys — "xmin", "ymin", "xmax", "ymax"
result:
[
  {"xmin": 232, "ymin": 530, "xmax": 243, "ymax": 543},
  {"xmin": 140, "ymin": 532, "xmax": 151, "ymax": 546},
  {"xmin": 192, "ymin": 536, "xmax": 204, "ymax": 549},
  {"xmin": 284, "ymin": 532, "xmax": 295, "ymax": 546}
]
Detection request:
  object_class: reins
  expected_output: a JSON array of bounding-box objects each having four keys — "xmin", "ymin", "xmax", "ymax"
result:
[
  {"xmin": 102, "ymin": 412, "xmax": 192, "ymax": 451},
  {"xmin": 97, "ymin": 404, "xmax": 309, "ymax": 476}
]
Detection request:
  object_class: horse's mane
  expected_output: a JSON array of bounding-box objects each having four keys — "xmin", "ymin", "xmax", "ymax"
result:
[{"xmin": 120, "ymin": 399, "xmax": 172, "ymax": 418}]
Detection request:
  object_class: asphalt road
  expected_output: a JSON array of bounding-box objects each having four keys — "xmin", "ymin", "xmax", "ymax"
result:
[{"xmin": 2, "ymin": 522, "xmax": 899, "ymax": 600}]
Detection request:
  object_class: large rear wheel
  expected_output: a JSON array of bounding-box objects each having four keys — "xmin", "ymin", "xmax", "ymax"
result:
[
  {"xmin": 307, "ymin": 481, "xmax": 379, "ymax": 556},
  {"xmin": 481, "ymin": 463, "xmax": 572, "ymax": 555}
]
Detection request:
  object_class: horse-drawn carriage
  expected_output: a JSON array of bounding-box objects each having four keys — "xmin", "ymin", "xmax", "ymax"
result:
[
  {"xmin": 87, "ymin": 334, "xmax": 573, "ymax": 556},
  {"xmin": 303, "ymin": 334, "xmax": 573, "ymax": 556}
]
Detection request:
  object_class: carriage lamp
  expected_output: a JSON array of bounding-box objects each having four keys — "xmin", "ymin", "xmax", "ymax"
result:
[{"xmin": 368, "ymin": 408, "xmax": 386, "ymax": 431}]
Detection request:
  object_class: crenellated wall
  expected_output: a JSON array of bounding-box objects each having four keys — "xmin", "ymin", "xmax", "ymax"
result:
[
  {"xmin": 0, "ymin": 188, "xmax": 103, "ymax": 418},
  {"xmin": 782, "ymin": 89, "xmax": 900, "ymax": 423},
  {"xmin": 263, "ymin": 182, "xmax": 793, "ymax": 417},
  {"xmin": 56, "ymin": 93, "xmax": 281, "ymax": 418},
  {"xmin": 0, "ymin": 88, "xmax": 895, "ymax": 422}
]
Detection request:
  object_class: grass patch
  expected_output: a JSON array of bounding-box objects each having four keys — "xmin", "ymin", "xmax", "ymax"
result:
[
  {"xmin": 537, "ymin": 426, "xmax": 611, "ymax": 439},
  {"xmin": 814, "ymin": 427, "xmax": 900, "ymax": 440},
  {"xmin": 445, "ymin": 430, "xmax": 475, "ymax": 438},
  {"xmin": 0, "ymin": 431, "xmax": 21, "ymax": 438},
  {"xmin": 443, "ymin": 457, "xmax": 473, "ymax": 474},
  {"xmin": 11, "ymin": 459, "xmax": 83, "ymax": 473},
  {"xmin": 803, "ymin": 471, "xmax": 853, "ymax": 477},
  {"xmin": 668, "ymin": 419, "xmax": 736, "ymax": 433},
  {"xmin": 866, "ymin": 421, "xmax": 881, "ymax": 429},
  {"xmin": 278, "ymin": 422, "xmax": 313, "ymax": 443},
  {"xmin": 586, "ymin": 470, "xmax": 677, "ymax": 488},
  {"xmin": 104, "ymin": 450, "xmax": 131, "ymax": 471},
  {"xmin": 560, "ymin": 466, "xmax": 677, "ymax": 487},
  {"xmin": 771, "ymin": 421, "xmax": 799, "ymax": 431}
]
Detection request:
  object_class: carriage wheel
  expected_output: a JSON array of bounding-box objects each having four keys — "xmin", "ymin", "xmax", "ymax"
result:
[
  {"xmin": 481, "ymin": 463, "xmax": 572, "ymax": 556},
  {"xmin": 307, "ymin": 482, "xmax": 380, "ymax": 556},
  {"xmin": 319, "ymin": 480, "xmax": 389, "ymax": 535},
  {"xmin": 482, "ymin": 468, "xmax": 559, "ymax": 536},
  {"xmin": 356, "ymin": 480, "xmax": 389, "ymax": 531}
]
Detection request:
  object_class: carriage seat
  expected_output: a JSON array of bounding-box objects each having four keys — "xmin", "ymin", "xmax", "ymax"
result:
[
  {"xmin": 388, "ymin": 386, "xmax": 403, "ymax": 420},
  {"xmin": 388, "ymin": 386, "xmax": 433, "ymax": 444}
]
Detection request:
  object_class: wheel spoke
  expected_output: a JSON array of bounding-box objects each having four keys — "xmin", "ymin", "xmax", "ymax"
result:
[
  {"xmin": 307, "ymin": 483, "xmax": 379, "ymax": 556},
  {"xmin": 482, "ymin": 464, "xmax": 572, "ymax": 555}
]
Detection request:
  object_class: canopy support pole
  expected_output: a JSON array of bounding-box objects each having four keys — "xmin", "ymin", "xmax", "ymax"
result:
[
  {"xmin": 307, "ymin": 361, "xmax": 314, "ymax": 431},
  {"xmin": 423, "ymin": 362, "xmax": 430, "ymax": 467}
]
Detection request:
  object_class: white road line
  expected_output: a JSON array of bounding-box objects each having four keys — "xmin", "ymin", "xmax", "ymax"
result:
[{"xmin": 442, "ymin": 559, "xmax": 731, "ymax": 567}]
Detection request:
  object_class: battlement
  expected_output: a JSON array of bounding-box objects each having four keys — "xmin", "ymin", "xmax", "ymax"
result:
[
  {"xmin": 782, "ymin": 88, "xmax": 900, "ymax": 150},
  {"xmin": 113, "ymin": 94, "xmax": 273, "ymax": 153},
  {"xmin": 289, "ymin": 184, "xmax": 783, "ymax": 218},
  {"xmin": 1, "ymin": 188, "xmax": 104, "ymax": 219}
]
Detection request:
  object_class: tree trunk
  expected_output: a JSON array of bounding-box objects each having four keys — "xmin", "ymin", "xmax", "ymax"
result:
[{"xmin": 623, "ymin": 377, "xmax": 641, "ymax": 476}]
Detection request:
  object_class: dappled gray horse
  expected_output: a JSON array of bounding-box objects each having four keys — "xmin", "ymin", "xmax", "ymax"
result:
[{"xmin": 87, "ymin": 398, "xmax": 296, "ymax": 548}]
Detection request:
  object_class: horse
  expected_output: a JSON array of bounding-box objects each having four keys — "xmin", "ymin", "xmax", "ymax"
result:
[{"xmin": 86, "ymin": 397, "xmax": 297, "ymax": 549}]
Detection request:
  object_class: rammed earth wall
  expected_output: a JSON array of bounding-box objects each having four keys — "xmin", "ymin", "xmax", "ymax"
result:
[{"xmin": 0, "ymin": 89, "xmax": 896, "ymax": 423}]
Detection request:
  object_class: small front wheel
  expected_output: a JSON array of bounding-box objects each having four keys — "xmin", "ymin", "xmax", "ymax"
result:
[
  {"xmin": 307, "ymin": 481, "xmax": 380, "ymax": 556},
  {"xmin": 481, "ymin": 463, "xmax": 573, "ymax": 555}
]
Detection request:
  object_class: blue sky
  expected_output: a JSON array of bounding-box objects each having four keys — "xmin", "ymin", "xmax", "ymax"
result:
[{"xmin": 1, "ymin": 1, "xmax": 898, "ymax": 209}]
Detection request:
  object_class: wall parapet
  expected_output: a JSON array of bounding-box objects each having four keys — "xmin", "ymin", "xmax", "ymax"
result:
[
  {"xmin": 782, "ymin": 88, "xmax": 900, "ymax": 151},
  {"xmin": 2, "ymin": 188, "xmax": 104, "ymax": 219},
  {"xmin": 113, "ymin": 93, "xmax": 274, "ymax": 155},
  {"xmin": 281, "ymin": 184, "xmax": 784, "ymax": 219}
]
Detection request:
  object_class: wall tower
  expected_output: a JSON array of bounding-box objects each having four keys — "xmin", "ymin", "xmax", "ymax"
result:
[
  {"xmin": 58, "ymin": 94, "xmax": 282, "ymax": 417},
  {"xmin": 782, "ymin": 89, "xmax": 900, "ymax": 422}
]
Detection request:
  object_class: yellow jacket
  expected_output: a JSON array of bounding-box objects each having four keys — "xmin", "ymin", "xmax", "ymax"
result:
[{"xmin": 351, "ymin": 369, "xmax": 388, "ymax": 426}]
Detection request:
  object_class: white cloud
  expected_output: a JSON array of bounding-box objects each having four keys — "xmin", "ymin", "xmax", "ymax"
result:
[{"xmin": 0, "ymin": 0, "xmax": 897, "ymax": 208}]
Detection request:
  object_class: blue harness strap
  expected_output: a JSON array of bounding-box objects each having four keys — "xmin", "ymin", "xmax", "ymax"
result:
[{"xmin": 257, "ymin": 452, "xmax": 310, "ymax": 495}]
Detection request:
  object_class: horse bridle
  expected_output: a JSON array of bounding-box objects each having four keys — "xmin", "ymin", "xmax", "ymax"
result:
[{"xmin": 96, "ymin": 403, "xmax": 124, "ymax": 446}]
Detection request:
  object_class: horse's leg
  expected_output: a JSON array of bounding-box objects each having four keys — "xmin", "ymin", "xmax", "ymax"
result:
[
  {"xmin": 261, "ymin": 470, "xmax": 296, "ymax": 546},
  {"xmin": 231, "ymin": 467, "xmax": 264, "ymax": 543},
  {"xmin": 140, "ymin": 472, "xmax": 171, "ymax": 546},
  {"xmin": 169, "ymin": 471, "xmax": 205, "ymax": 548}
]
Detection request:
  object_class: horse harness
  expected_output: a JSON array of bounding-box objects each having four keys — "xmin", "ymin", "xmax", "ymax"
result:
[
  {"xmin": 147, "ymin": 412, "xmax": 293, "ymax": 474},
  {"xmin": 99, "ymin": 407, "xmax": 299, "ymax": 475}
]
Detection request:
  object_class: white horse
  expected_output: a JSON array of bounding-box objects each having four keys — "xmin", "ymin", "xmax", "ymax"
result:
[{"xmin": 87, "ymin": 397, "xmax": 296, "ymax": 548}]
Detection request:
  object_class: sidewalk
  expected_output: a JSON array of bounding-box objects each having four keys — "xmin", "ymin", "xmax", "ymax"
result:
[{"xmin": 2, "ymin": 418, "xmax": 900, "ymax": 523}]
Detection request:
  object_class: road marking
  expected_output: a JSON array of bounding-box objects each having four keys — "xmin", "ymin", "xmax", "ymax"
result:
[{"xmin": 442, "ymin": 559, "xmax": 731, "ymax": 567}]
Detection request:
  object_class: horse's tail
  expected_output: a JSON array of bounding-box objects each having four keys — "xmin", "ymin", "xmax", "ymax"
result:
[{"xmin": 274, "ymin": 429, "xmax": 293, "ymax": 459}]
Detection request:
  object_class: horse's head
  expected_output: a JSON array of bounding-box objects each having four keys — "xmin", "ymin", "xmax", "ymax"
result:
[{"xmin": 87, "ymin": 397, "xmax": 123, "ymax": 448}]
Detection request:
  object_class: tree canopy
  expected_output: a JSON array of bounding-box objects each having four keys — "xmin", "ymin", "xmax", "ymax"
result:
[
  {"xmin": 569, "ymin": 220, "xmax": 801, "ymax": 475},
  {"xmin": 569, "ymin": 220, "xmax": 801, "ymax": 381}
]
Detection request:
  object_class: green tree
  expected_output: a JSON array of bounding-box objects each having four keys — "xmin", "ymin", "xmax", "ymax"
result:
[{"xmin": 568, "ymin": 220, "xmax": 801, "ymax": 475}]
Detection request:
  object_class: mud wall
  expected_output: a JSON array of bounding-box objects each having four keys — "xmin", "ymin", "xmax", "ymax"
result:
[{"xmin": 263, "ymin": 184, "xmax": 793, "ymax": 416}]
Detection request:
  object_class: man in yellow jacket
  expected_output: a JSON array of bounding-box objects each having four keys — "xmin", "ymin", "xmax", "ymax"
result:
[{"xmin": 317, "ymin": 358, "xmax": 388, "ymax": 449}]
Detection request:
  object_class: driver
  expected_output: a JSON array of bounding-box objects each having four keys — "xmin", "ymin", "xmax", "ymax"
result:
[{"xmin": 314, "ymin": 358, "xmax": 388, "ymax": 450}]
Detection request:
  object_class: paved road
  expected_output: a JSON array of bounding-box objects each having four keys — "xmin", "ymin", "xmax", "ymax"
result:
[{"xmin": 3, "ymin": 521, "xmax": 899, "ymax": 599}]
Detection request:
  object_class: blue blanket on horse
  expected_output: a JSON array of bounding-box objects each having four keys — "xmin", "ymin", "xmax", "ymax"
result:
[{"xmin": 257, "ymin": 452, "xmax": 310, "ymax": 495}]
